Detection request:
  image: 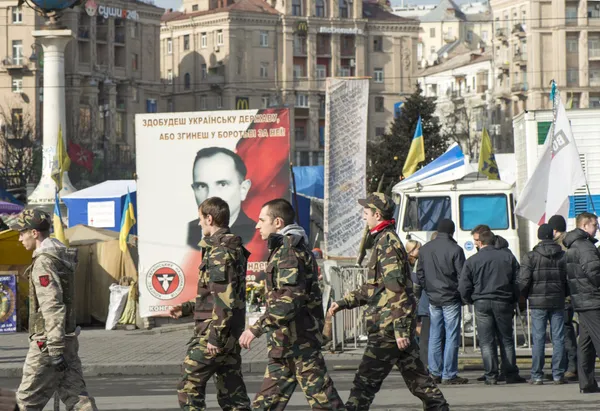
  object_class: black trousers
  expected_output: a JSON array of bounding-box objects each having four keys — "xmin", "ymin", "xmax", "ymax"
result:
[
  {"xmin": 419, "ymin": 316, "xmax": 430, "ymax": 369},
  {"xmin": 577, "ymin": 310, "xmax": 600, "ymax": 390},
  {"xmin": 564, "ymin": 304, "xmax": 578, "ymax": 374}
]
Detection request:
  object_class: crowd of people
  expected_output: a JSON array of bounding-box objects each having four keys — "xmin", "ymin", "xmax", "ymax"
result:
[{"xmin": 409, "ymin": 211, "xmax": 600, "ymax": 393}]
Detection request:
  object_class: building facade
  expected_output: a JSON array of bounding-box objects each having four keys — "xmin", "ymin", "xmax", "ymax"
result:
[
  {"xmin": 0, "ymin": 0, "xmax": 163, "ymax": 182},
  {"xmin": 160, "ymin": 0, "xmax": 420, "ymax": 166}
]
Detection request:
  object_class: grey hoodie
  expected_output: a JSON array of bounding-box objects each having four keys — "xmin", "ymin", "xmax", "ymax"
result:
[{"xmin": 279, "ymin": 224, "xmax": 309, "ymax": 247}]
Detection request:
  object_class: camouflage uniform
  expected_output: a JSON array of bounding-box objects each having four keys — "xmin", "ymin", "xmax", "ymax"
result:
[
  {"xmin": 336, "ymin": 194, "xmax": 448, "ymax": 411},
  {"xmin": 177, "ymin": 228, "xmax": 251, "ymax": 411},
  {"xmin": 249, "ymin": 224, "xmax": 344, "ymax": 411},
  {"xmin": 11, "ymin": 210, "xmax": 97, "ymax": 411}
]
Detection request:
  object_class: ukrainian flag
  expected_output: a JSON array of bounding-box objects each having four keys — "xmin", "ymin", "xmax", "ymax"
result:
[
  {"xmin": 53, "ymin": 191, "xmax": 69, "ymax": 246},
  {"xmin": 51, "ymin": 125, "xmax": 71, "ymax": 192},
  {"xmin": 478, "ymin": 128, "xmax": 501, "ymax": 180},
  {"xmin": 119, "ymin": 190, "xmax": 136, "ymax": 253},
  {"xmin": 402, "ymin": 116, "xmax": 425, "ymax": 177}
]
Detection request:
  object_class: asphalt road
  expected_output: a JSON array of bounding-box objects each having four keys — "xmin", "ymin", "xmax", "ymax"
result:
[{"xmin": 1, "ymin": 371, "xmax": 599, "ymax": 410}]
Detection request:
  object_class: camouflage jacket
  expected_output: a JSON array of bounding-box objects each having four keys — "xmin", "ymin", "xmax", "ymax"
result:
[
  {"xmin": 26, "ymin": 238, "xmax": 78, "ymax": 357},
  {"xmin": 182, "ymin": 228, "xmax": 249, "ymax": 351},
  {"xmin": 337, "ymin": 225, "xmax": 417, "ymax": 343},
  {"xmin": 249, "ymin": 224, "xmax": 324, "ymax": 358}
]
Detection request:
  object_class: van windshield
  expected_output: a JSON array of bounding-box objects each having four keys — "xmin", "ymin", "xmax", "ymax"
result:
[
  {"xmin": 459, "ymin": 194, "xmax": 509, "ymax": 230},
  {"xmin": 403, "ymin": 196, "xmax": 451, "ymax": 231}
]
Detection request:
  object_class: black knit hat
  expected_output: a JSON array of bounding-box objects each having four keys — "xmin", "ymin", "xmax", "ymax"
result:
[
  {"xmin": 437, "ymin": 219, "xmax": 455, "ymax": 235},
  {"xmin": 548, "ymin": 215, "xmax": 567, "ymax": 233},
  {"xmin": 538, "ymin": 224, "xmax": 554, "ymax": 240}
]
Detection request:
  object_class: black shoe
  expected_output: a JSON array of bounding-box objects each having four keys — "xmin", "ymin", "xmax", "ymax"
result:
[
  {"xmin": 580, "ymin": 386, "xmax": 600, "ymax": 394},
  {"xmin": 553, "ymin": 379, "xmax": 567, "ymax": 385},
  {"xmin": 485, "ymin": 379, "xmax": 497, "ymax": 385},
  {"xmin": 442, "ymin": 376, "xmax": 469, "ymax": 385},
  {"xmin": 477, "ymin": 374, "xmax": 486, "ymax": 382},
  {"xmin": 497, "ymin": 373, "xmax": 506, "ymax": 382},
  {"xmin": 506, "ymin": 376, "xmax": 527, "ymax": 384},
  {"xmin": 565, "ymin": 371, "xmax": 578, "ymax": 381},
  {"xmin": 432, "ymin": 375, "xmax": 442, "ymax": 384}
]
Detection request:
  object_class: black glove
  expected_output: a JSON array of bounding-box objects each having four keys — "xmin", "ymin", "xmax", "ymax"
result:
[{"xmin": 50, "ymin": 355, "xmax": 68, "ymax": 372}]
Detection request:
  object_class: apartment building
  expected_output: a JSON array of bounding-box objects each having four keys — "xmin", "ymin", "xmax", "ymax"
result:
[
  {"xmin": 0, "ymin": 0, "xmax": 163, "ymax": 180},
  {"xmin": 419, "ymin": 0, "xmax": 492, "ymax": 67},
  {"xmin": 160, "ymin": 0, "xmax": 420, "ymax": 166},
  {"xmin": 491, "ymin": 0, "xmax": 600, "ymax": 112}
]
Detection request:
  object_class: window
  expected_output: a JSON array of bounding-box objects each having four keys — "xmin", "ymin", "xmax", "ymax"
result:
[
  {"xmin": 11, "ymin": 109, "xmax": 23, "ymax": 134},
  {"xmin": 115, "ymin": 112, "xmax": 124, "ymax": 140},
  {"xmin": 184, "ymin": 73, "xmax": 191, "ymax": 89},
  {"xmin": 566, "ymin": 6, "xmax": 577, "ymax": 23},
  {"xmin": 339, "ymin": 0, "xmax": 348, "ymax": 18},
  {"xmin": 260, "ymin": 62, "xmax": 268, "ymax": 78},
  {"xmin": 216, "ymin": 30, "xmax": 223, "ymax": 46},
  {"xmin": 316, "ymin": 0, "xmax": 325, "ymax": 17},
  {"xmin": 373, "ymin": 36, "xmax": 383, "ymax": 52},
  {"xmin": 167, "ymin": 69, "xmax": 173, "ymax": 84},
  {"xmin": 430, "ymin": 46, "xmax": 436, "ymax": 55},
  {"xmin": 430, "ymin": 28, "xmax": 435, "ymax": 38},
  {"xmin": 590, "ymin": 37, "xmax": 600, "ymax": 58},
  {"xmin": 12, "ymin": 7, "xmax": 22, "ymax": 23},
  {"xmin": 167, "ymin": 99, "xmax": 174, "ymax": 112},
  {"xmin": 217, "ymin": 94, "xmax": 223, "ymax": 108},
  {"xmin": 295, "ymin": 127, "xmax": 307, "ymax": 141},
  {"xmin": 403, "ymin": 196, "xmax": 452, "ymax": 231},
  {"xmin": 466, "ymin": 30, "xmax": 473, "ymax": 42},
  {"xmin": 292, "ymin": 0, "xmax": 302, "ymax": 16},
  {"xmin": 167, "ymin": 38, "xmax": 172, "ymax": 54},
  {"xmin": 316, "ymin": 64, "xmax": 326, "ymax": 78},
  {"xmin": 131, "ymin": 53, "xmax": 138, "ymax": 71},
  {"xmin": 200, "ymin": 96, "xmax": 207, "ymax": 110},
  {"xmin": 374, "ymin": 68, "xmax": 384, "ymax": 83},
  {"xmin": 201, "ymin": 64, "xmax": 207, "ymax": 79},
  {"xmin": 293, "ymin": 64, "xmax": 304, "ymax": 78},
  {"xmin": 482, "ymin": 30, "xmax": 488, "ymax": 42},
  {"xmin": 260, "ymin": 31, "xmax": 268, "ymax": 47},
  {"xmin": 262, "ymin": 95, "xmax": 270, "ymax": 108},
  {"xmin": 567, "ymin": 37, "xmax": 578, "ymax": 53},
  {"xmin": 237, "ymin": 56, "xmax": 243, "ymax": 75},
  {"xmin": 567, "ymin": 68, "xmax": 578, "ymax": 86},
  {"xmin": 459, "ymin": 194, "xmax": 508, "ymax": 230},
  {"xmin": 375, "ymin": 96, "xmax": 384, "ymax": 112},
  {"xmin": 183, "ymin": 35, "xmax": 190, "ymax": 51},
  {"xmin": 201, "ymin": 33, "xmax": 207, "ymax": 48},
  {"xmin": 296, "ymin": 94, "xmax": 309, "ymax": 107},
  {"xmin": 146, "ymin": 99, "xmax": 158, "ymax": 113},
  {"xmin": 375, "ymin": 127, "xmax": 386, "ymax": 137},
  {"xmin": 12, "ymin": 40, "xmax": 23, "ymax": 65},
  {"xmin": 192, "ymin": 4, "xmax": 198, "ymax": 11},
  {"xmin": 12, "ymin": 76, "xmax": 22, "ymax": 93}
]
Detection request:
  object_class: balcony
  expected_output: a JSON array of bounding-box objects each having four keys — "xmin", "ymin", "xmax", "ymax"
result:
[
  {"xmin": 590, "ymin": 47, "xmax": 600, "ymax": 60},
  {"xmin": 293, "ymin": 44, "xmax": 307, "ymax": 56},
  {"xmin": 511, "ymin": 82, "xmax": 528, "ymax": 93},
  {"xmin": 78, "ymin": 27, "xmax": 90, "ymax": 40},
  {"xmin": 512, "ymin": 23, "xmax": 526, "ymax": 38},
  {"xmin": 514, "ymin": 52, "xmax": 527, "ymax": 66},
  {"xmin": 443, "ymin": 33, "xmax": 457, "ymax": 43},
  {"xmin": 206, "ymin": 74, "xmax": 225, "ymax": 85},
  {"xmin": 293, "ymin": 77, "xmax": 310, "ymax": 89},
  {"xmin": 495, "ymin": 60, "xmax": 510, "ymax": 73},
  {"xmin": 495, "ymin": 28, "xmax": 508, "ymax": 41},
  {"xmin": 1, "ymin": 56, "xmax": 27, "ymax": 71},
  {"xmin": 494, "ymin": 90, "xmax": 511, "ymax": 103}
]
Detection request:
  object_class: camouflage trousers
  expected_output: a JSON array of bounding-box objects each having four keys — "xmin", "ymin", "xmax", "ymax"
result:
[
  {"xmin": 17, "ymin": 337, "xmax": 97, "ymax": 411},
  {"xmin": 252, "ymin": 350, "xmax": 344, "ymax": 411},
  {"xmin": 177, "ymin": 336, "xmax": 251, "ymax": 411},
  {"xmin": 345, "ymin": 339, "xmax": 449, "ymax": 411}
]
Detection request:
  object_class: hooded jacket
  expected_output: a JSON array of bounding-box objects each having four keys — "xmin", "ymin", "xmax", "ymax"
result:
[
  {"xmin": 564, "ymin": 228, "xmax": 600, "ymax": 311},
  {"xmin": 517, "ymin": 240, "xmax": 568, "ymax": 310},
  {"xmin": 27, "ymin": 238, "xmax": 78, "ymax": 357}
]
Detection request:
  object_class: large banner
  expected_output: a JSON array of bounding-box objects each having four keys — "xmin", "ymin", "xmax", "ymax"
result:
[
  {"xmin": 324, "ymin": 78, "xmax": 369, "ymax": 259},
  {"xmin": 135, "ymin": 109, "xmax": 290, "ymax": 317}
]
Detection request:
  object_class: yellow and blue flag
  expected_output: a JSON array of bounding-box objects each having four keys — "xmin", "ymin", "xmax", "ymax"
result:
[
  {"xmin": 402, "ymin": 115, "xmax": 425, "ymax": 177},
  {"xmin": 51, "ymin": 125, "xmax": 71, "ymax": 192},
  {"xmin": 119, "ymin": 190, "xmax": 136, "ymax": 253},
  {"xmin": 478, "ymin": 128, "xmax": 500, "ymax": 180},
  {"xmin": 53, "ymin": 191, "xmax": 69, "ymax": 246}
]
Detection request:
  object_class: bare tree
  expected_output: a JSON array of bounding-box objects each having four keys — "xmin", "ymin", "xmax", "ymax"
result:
[
  {"xmin": 0, "ymin": 105, "xmax": 40, "ymax": 190},
  {"xmin": 442, "ymin": 96, "xmax": 485, "ymax": 159}
]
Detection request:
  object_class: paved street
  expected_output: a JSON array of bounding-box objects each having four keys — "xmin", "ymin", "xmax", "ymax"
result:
[{"xmin": 2, "ymin": 371, "xmax": 599, "ymax": 410}]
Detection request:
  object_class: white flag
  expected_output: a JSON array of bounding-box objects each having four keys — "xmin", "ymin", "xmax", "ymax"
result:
[{"xmin": 515, "ymin": 93, "xmax": 586, "ymax": 224}]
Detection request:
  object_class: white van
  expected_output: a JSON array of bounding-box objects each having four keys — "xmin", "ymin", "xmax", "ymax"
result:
[{"xmin": 392, "ymin": 175, "xmax": 520, "ymax": 261}]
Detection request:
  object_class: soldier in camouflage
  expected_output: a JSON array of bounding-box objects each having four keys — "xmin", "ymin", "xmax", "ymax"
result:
[
  {"xmin": 329, "ymin": 193, "xmax": 449, "ymax": 411},
  {"xmin": 239, "ymin": 199, "xmax": 344, "ymax": 411},
  {"xmin": 170, "ymin": 197, "xmax": 251, "ymax": 411},
  {"xmin": 12, "ymin": 209, "xmax": 97, "ymax": 411}
]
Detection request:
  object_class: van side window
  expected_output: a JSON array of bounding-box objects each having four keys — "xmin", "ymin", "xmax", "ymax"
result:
[
  {"xmin": 402, "ymin": 196, "xmax": 452, "ymax": 231},
  {"xmin": 459, "ymin": 194, "xmax": 509, "ymax": 230}
]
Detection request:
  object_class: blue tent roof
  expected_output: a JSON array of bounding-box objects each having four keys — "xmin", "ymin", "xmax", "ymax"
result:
[{"xmin": 0, "ymin": 187, "xmax": 23, "ymax": 205}]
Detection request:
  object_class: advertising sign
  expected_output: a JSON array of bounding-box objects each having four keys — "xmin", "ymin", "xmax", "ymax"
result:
[
  {"xmin": 135, "ymin": 109, "xmax": 290, "ymax": 317},
  {"xmin": 0, "ymin": 274, "xmax": 17, "ymax": 334}
]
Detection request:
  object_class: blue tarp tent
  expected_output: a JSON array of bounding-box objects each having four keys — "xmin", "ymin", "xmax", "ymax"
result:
[
  {"xmin": 62, "ymin": 180, "xmax": 137, "ymax": 234},
  {"xmin": 291, "ymin": 166, "xmax": 324, "ymax": 239}
]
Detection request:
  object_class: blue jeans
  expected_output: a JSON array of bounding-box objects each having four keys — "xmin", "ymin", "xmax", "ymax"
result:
[
  {"xmin": 428, "ymin": 302, "xmax": 461, "ymax": 380},
  {"xmin": 531, "ymin": 308, "xmax": 565, "ymax": 381}
]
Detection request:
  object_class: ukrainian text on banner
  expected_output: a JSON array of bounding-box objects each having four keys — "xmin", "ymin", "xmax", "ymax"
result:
[
  {"xmin": 324, "ymin": 78, "xmax": 369, "ymax": 259},
  {"xmin": 135, "ymin": 109, "xmax": 290, "ymax": 317},
  {"xmin": 0, "ymin": 273, "xmax": 17, "ymax": 333}
]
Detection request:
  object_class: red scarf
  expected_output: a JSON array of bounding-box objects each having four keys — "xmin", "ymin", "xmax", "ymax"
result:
[{"xmin": 370, "ymin": 219, "xmax": 396, "ymax": 235}]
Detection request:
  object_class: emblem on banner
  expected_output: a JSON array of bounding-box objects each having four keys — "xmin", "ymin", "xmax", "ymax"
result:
[{"xmin": 146, "ymin": 262, "xmax": 185, "ymax": 300}]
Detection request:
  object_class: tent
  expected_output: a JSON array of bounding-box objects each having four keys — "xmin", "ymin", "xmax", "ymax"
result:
[{"xmin": 62, "ymin": 180, "xmax": 137, "ymax": 234}]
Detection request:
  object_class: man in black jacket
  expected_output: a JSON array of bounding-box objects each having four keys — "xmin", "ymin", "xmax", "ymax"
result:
[
  {"xmin": 564, "ymin": 212, "xmax": 600, "ymax": 393},
  {"xmin": 459, "ymin": 230, "xmax": 525, "ymax": 385},
  {"xmin": 417, "ymin": 219, "xmax": 468, "ymax": 385},
  {"xmin": 518, "ymin": 224, "xmax": 569, "ymax": 385}
]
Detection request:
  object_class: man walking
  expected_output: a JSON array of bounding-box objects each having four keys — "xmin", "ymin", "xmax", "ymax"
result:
[
  {"xmin": 239, "ymin": 199, "xmax": 344, "ymax": 410},
  {"xmin": 564, "ymin": 212, "xmax": 600, "ymax": 393},
  {"xmin": 518, "ymin": 224, "xmax": 569, "ymax": 385},
  {"xmin": 12, "ymin": 210, "xmax": 97, "ymax": 410},
  {"xmin": 418, "ymin": 218, "xmax": 468, "ymax": 384},
  {"xmin": 549, "ymin": 214, "xmax": 578, "ymax": 381},
  {"xmin": 459, "ymin": 230, "xmax": 525, "ymax": 385},
  {"xmin": 329, "ymin": 193, "xmax": 448, "ymax": 410},
  {"xmin": 170, "ymin": 197, "xmax": 251, "ymax": 410}
]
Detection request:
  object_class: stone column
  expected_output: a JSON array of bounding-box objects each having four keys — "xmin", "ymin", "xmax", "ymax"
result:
[
  {"xmin": 307, "ymin": 30, "xmax": 317, "ymax": 87},
  {"xmin": 331, "ymin": 33, "xmax": 340, "ymax": 76},
  {"xmin": 28, "ymin": 29, "xmax": 77, "ymax": 206},
  {"xmin": 308, "ymin": 94, "xmax": 320, "ymax": 150},
  {"xmin": 355, "ymin": 33, "xmax": 366, "ymax": 77}
]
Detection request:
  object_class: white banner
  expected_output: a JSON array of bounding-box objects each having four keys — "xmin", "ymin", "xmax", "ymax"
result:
[{"xmin": 324, "ymin": 78, "xmax": 369, "ymax": 259}]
